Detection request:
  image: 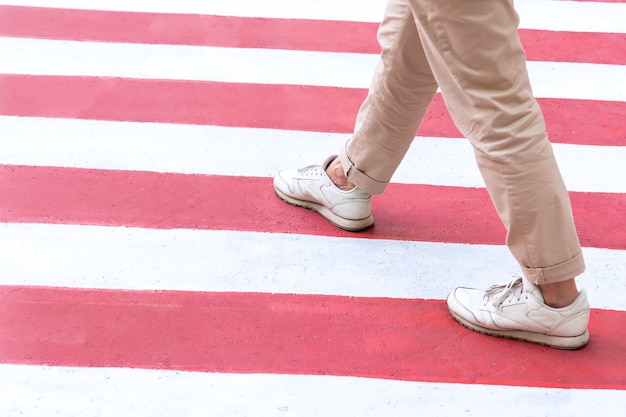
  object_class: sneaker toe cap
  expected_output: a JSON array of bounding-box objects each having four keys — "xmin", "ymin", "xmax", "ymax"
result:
[
  {"xmin": 273, "ymin": 170, "xmax": 298, "ymax": 194},
  {"xmin": 447, "ymin": 287, "xmax": 486, "ymax": 323}
]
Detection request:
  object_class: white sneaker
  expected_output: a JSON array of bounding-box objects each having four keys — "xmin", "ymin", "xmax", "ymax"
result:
[
  {"xmin": 447, "ymin": 277, "xmax": 590, "ymax": 349},
  {"xmin": 273, "ymin": 156, "xmax": 374, "ymax": 231}
]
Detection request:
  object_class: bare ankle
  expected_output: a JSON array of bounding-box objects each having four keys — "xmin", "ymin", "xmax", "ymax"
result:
[
  {"xmin": 538, "ymin": 278, "xmax": 579, "ymax": 308},
  {"xmin": 326, "ymin": 157, "xmax": 356, "ymax": 191}
]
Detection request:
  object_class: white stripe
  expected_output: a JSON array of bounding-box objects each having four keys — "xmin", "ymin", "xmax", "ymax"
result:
[
  {"xmin": 2, "ymin": 38, "xmax": 625, "ymax": 101},
  {"xmin": 0, "ymin": 223, "xmax": 623, "ymax": 310},
  {"xmin": 516, "ymin": 0, "xmax": 626, "ymax": 33},
  {"xmin": 1, "ymin": 38, "xmax": 378, "ymax": 86},
  {"xmin": 1, "ymin": 365, "xmax": 624, "ymax": 417},
  {"xmin": 1, "ymin": 116, "xmax": 624, "ymax": 193},
  {"xmin": 3, "ymin": 0, "xmax": 626, "ymax": 33}
]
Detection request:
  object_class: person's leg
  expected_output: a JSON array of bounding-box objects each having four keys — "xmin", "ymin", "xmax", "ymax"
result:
[
  {"xmin": 409, "ymin": 0, "xmax": 584, "ymax": 287},
  {"xmin": 405, "ymin": 0, "xmax": 589, "ymax": 348},
  {"xmin": 336, "ymin": 0, "xmax": 439, "ymax": 195},
  {"xmin": 274, "ymin": 0, "xmax": 439, "ymax": 229}
]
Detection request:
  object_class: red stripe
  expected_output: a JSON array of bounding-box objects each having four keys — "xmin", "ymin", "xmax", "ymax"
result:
[
  {"xmin": 0, "ymin": 7, "xmax": 374, "ymax": 53},
  {"xmin": 1, "ymin": 165, "xmax": 624, "ymax": 250},
  {"xmin": 519, "ymin": 29, "xmax": 626, "ymax": 65},
  {"xmin": 0, "ymin": 6, "xmax": 624, "ymax": 64},
  {"xmin": 0, "ymin": 286, "xmax": 624, "ymax": 389},
  {"xmin": 1, "ymin": 74, "xmax": 623, "ymax": 146}
]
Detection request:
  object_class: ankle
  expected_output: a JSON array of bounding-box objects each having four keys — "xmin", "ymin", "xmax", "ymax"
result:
[
  {"xmin": 538, "ymin": 279, "xmax": 579, "ymax": 308},
  {"xmin": 326, "ymin": 157, "xmax": 356, "ymax": 191}
]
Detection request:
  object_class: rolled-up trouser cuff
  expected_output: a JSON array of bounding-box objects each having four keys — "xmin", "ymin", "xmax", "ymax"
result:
[
  {"xmin": 338, "ymin": 146, "xmax": 389, "ymax": 195},
  {"xmin": 521, "ymin": 250, "xmax": 586, "ymax": 285}
]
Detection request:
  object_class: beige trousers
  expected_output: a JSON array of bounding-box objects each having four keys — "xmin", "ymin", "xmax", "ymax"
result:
[{"xmin": 338, "ymin": 0, "xmax": 585, "ymax": 284}]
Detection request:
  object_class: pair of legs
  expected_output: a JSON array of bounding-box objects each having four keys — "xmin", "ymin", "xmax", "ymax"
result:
[{"xmin": 274, "ymin": 0, "xmax": 590, "ymax": 348}]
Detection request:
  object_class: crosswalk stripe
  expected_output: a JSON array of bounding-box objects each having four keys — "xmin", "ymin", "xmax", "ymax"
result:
[
  {"xmin": 1, "ymin": 164, "xmax": 624, "ymax": 249},
  {"xmin": 3, "ymin": 38, "xmax": 626, "ymax": 101},
  {"xmin": 1, "ymin": 116, "xmax": 625, "ymax": 193},
  {"xmin": 1, "ymin": 75, "xmax": 623, "ymax": 146},
  {"xmin": 3, "ymin": 0, "xmax": 626, "ymax": 33},
  {"xmin": 2, "ymin": 285, "xmax": 624, "ymax": 389},
  {"xmin": 1, "ymin": 223, "xmax": 624, "ymax": 310},
  {"xmin": 2, "ymin": 365, "xmax": 625, "ymax": 417},
  {"xmin": 1, "ymin": 6, "xmax": 625, "ymax": 64}
]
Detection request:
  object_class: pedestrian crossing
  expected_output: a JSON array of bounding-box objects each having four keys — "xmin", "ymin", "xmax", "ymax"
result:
[{"xmin": 1, "ymin": 0, "xmax": 625, "ymax": 415}]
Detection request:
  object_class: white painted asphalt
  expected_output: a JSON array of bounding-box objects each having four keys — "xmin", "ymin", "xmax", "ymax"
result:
[
  {"xmin": 2, "ymin": 37, "xmax": 626, "ymax": 101},
  {"xmin": 1, "ymin": 365, "xmax": 625, "ymax": 417},
  {"xmin": 1, "ymin": 223, "xmax": 624, "ymax": 310},
  {"xmin": 1, "ymin": 117, "xmax": 625, "ymax": 193},
  {"xmin": 3, "ymin": 0, "xmax": 626, "ymax": 33}
]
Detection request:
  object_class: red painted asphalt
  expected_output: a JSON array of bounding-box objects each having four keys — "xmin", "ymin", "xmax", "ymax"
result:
[
  {"xmin": 1, "ymin": 75, "xmax": 624, "ymax": 146},
  {"xmin": 1, "ymin": 165, "xmax": 625, "ymax": 249},
  {"xmin": 1, "ymin": 5, "xmax": 625, "ymax": 64},
  {"xmin": 1, "ymin": 285, "xmax": 625, "ymax": 389}
]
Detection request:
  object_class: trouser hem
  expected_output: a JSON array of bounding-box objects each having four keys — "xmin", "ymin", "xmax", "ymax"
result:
[
  {"xmin": 338, "ymin": 146, "xmax": 389, "ymax": 195},
  {"xmin": 521, "ymin": 251, "xmax": 586, "ymax": 285}
]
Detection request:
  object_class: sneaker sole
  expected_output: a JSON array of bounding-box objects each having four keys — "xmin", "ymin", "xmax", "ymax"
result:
[
  {"xmin": 448, "ymin": 307, "xmax": 590, "ymax": 350},
  {"xmin": 274, "ymin": 186, "xmax": 374, "ymax": 232}
]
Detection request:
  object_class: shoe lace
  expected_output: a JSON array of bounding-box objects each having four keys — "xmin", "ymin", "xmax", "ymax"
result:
[
  {"xmin": 484, "ymin": 277, "xmax": 528, "ymax": 308},
  {"xmin": 297, "ymin": 165, "xmax": 324, "ymax": 177}
]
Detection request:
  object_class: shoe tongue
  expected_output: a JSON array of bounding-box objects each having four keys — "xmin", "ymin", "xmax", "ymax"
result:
[{"xmin": 521, "ymin": 277, "xmax": 544, "ymax": 302}]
